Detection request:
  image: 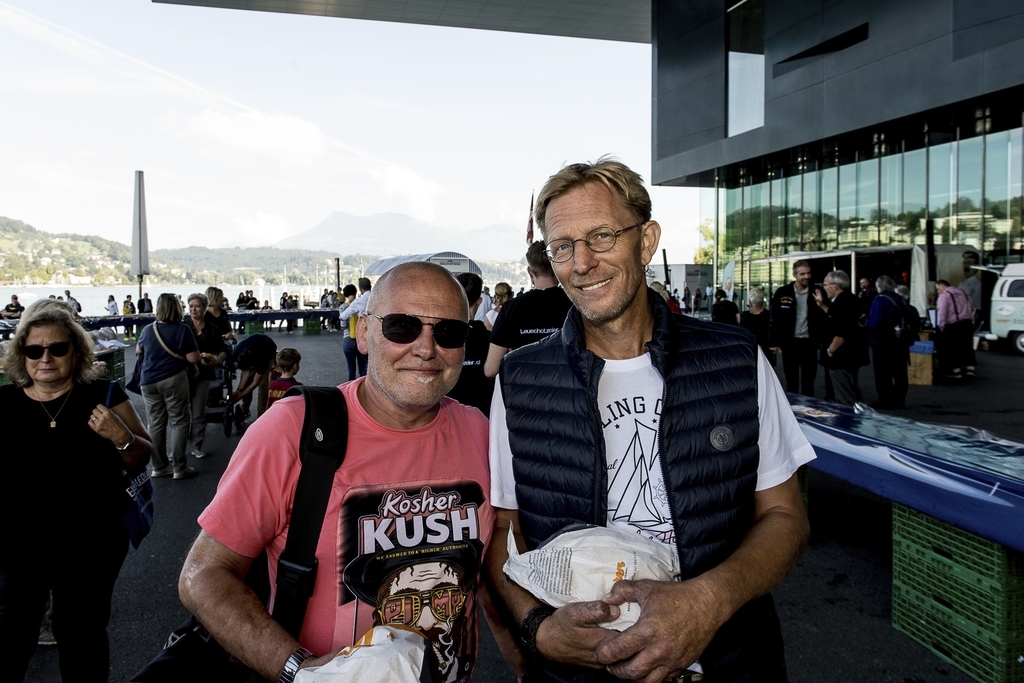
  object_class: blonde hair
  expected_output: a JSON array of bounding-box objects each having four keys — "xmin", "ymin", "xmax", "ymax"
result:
[
  {"xmin": 492, "ymin": 282, "xmax": 513, "ymax": 307},
  {"xmin": 535, "ymin": 156, "xmax": 651, "ymax": 237},
  {"xmin": 649, "ymin": 281, "xmax": 670, "ymax": 302},
  {"xmin": 3, "ymin": 299, "xmax": 98, "ymax": 387}
]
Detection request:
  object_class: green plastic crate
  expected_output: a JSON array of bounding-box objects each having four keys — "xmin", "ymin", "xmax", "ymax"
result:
[
  {"xmin": 893, "ymin": 504, "xmax": 1024, "ymax": 585},
  {"xmin": 893, "ymin": 538, "xmax": 1024, "ymax": 641},
  {"xmin": 96, "ymin": 347, "xmax": 126, "ymax": 391},
  {"xmin": 893, "ymin": 581, "xmax": 1024, "ymax": 683},
  {"xmin": 302, "ymin": 318, "xmax": 321, "ymax": 335},
  {"xmin": 244, "ymin": 320, "xmax": 264, "ymax": 335}
]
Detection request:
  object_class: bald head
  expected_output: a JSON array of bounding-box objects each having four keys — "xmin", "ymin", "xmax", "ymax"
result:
[
  {"xmin": 356, "ymin": 261, "xmax": 471, "ymax": 429},
  {"xmin": 368, "ymin": 262, "xmax": 469, "ymax": 322}
]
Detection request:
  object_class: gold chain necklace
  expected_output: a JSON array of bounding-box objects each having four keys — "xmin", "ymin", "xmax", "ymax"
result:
[{"xmin": 38, "ymin": 386, "xmax": 74, "ymax": 428}]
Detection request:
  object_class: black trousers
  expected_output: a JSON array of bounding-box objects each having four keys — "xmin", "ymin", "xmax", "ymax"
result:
[
  {"xmin": 872, "ymin": 346, "xmax": 909, "ymax": 408},
  {"xmin": 0, "ymin": 524, "xmax": 129, "ymax": 683},
  {"xmin": 781, "ymin": 338, "xmax": 818, "ymax": 397},
  {"xmin": 937, "ymin": 320, "xmax": 976, "ymax": 375}
]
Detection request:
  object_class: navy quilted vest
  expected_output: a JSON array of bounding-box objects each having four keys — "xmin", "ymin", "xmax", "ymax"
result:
[{"xmin": 499, "ymin": 289, "xmax": 787, "ymax": 682}]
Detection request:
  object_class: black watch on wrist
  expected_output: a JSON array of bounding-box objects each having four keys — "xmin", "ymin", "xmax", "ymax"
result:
[{"xmin": 520, "ymin": 605, "xmax": 556, "ymax": 660}]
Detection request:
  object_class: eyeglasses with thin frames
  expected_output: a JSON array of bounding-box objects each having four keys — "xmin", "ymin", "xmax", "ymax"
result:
[{"xmin": 544, "ymin": 222, "xmax": 644, "ymax": 263}]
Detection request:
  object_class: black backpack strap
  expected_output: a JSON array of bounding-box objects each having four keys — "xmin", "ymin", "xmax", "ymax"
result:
[{"xmin": 271, "ymin": 386, "xmax": 348, "ymax": 639}]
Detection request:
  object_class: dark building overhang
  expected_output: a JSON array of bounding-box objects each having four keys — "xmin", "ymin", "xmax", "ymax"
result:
[
  {"xmin": 651, "ymin": 0, "xmax": 1024, "ymax": 187},
  {"xmin": 151, "ymin": 0, "xmax": 652, "ymax": 43}
]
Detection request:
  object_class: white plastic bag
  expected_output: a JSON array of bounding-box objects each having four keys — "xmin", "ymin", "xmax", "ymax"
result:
[
  {"xmin": 503, "ymin": 524, "xmax": 679, "ymax": 630},
  {"xmin": 294, "ymin": 626, "xmax": 426, "ymax": 683}
]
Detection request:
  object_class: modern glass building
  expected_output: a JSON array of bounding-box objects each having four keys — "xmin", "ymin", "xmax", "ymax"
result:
[
  {"xmin": 651, "ymin": 0, "xmax": 1024, "ymax": 309},
  {"xmin": 703, "ymin": 101, "xmax": 1023, "ymax": 303}
]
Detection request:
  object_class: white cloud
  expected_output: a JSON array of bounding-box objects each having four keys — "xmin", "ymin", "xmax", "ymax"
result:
[
  {"xmin": 177, "ymin": 109, "xmax": 330, "ymax": 167},
  {"xmin": 370, "ymin": 163, "xmax": 443, "ymax": 223},
  {"xmin": 231, "ymin": 212, "xmax": 295, "ymax": 245},
  {"xmin": 0, "ymin": 1, "xmax": 236, "ymax": 106}
]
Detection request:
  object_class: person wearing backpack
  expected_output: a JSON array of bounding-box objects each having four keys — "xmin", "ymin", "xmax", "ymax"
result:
[
  {"xmin": 178, "ymin": 262, "xmax": 494, "ymax": 682},
  {"xmin": 867, "ymin": 276, "xmax": 916, "ymax": 409}
]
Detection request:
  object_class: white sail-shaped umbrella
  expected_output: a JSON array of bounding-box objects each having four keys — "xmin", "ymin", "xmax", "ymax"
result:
[{"xmin": 130, "ymin": 170, "xmax": 150, "ymax": 300}]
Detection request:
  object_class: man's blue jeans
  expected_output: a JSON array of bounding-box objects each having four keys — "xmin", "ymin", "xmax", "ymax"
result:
[{"xmin": 342, "ymin": 336, "xmax": 367, "ymax": 380}]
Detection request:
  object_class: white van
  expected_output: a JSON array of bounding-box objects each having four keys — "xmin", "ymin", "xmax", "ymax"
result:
[{"xmin": 989, "ymin": 263, "xmax": 1024, "ymax": 355}]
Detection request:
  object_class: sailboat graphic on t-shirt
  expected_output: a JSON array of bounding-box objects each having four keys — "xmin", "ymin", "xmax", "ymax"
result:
[{"xmin": 608, "ymin": 419, "xmax": 670, "ymax": 531}]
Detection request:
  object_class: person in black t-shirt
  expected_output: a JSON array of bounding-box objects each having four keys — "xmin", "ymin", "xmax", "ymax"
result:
[
  {"xmin": 230, "ymin": 333, "xmax": 278, "ymax": 417},
  {"xmin": 711, "ymin": 288, "xmax": 740, "ymax": 325},
  {"xmin": 2, "ymin": 295, "xmax": 25, "ymax": 319},
  {"xmin": 740, "ymin": 287, "xmax": 773, "ymax": 363},
  {"xmin": 484, "ymin": 241, "xmax": 573, "ymax": 378},
  {"xmin": 1, "ymin": 299, "xmax": 153, "ymax": 682},
  {"xmin": 447, "ymin": 272, "xmax": 495, "ymax": 414}
]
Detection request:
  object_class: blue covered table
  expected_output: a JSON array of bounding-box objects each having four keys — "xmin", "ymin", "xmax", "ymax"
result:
[
  {"xmin": 790, "ymin": 395, "xmax": 1024, "ymax": 553},
  {"xmin": 790, "ymin": 396, "xmax": 1024, "ymax": 683}
]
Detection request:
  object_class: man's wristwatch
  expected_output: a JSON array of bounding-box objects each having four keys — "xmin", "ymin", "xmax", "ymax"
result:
[
  {"xmin": 520, "ymin": 605, "xmax": 556, "ymax": 660},
  {"xmin": 279, "ymin": 647, "xmax": 314, "ymax": 683}
]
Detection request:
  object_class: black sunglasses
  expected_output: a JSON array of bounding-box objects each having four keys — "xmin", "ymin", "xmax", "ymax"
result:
[
  {"xmin": 23, "ymin": 342, "xmax": 72, "ymax": 360},
  {"xmin": 367, "ymin": 312, "xmax": 469, "ymax": 349}
]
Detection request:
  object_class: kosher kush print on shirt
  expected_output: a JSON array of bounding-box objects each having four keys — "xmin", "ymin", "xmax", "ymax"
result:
[{"xmin": 340, "ymin": 481, "xmax": 486, "ymax": 683}]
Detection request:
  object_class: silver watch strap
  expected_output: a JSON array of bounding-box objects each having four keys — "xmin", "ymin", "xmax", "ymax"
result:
[{"xmin": 279, "ymin": 647, "xmax": 314, "ymax": 683}]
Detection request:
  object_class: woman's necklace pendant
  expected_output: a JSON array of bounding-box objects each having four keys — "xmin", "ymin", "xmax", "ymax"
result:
[{"xmin": 50, "ymin": 420, "xmax": 56, "ymax": 428}]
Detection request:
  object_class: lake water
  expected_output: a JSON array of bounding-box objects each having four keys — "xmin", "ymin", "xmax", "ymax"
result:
[{"xmin": 1, "ymin": 284, "xmax": 329, "ymax": 317}]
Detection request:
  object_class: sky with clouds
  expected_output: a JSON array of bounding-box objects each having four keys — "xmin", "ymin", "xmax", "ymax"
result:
[{"xmin": 0, "ymin": 0, "xmax": 701, "ymax": 261}]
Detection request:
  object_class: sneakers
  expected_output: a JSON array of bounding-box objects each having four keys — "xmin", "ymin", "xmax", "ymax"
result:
[
  {"xmin": 173, "ymin": 466, "xmax": 198, "ymax": 480},
  {"xmin": 192, "ymin": 449, "xmax": 210, "ymax": 459},
  {"xmin": 151, "ymin": 466, "xmax": 173, "ymax": 478},
  {"xmin": 965, "ymin": 368, "xmax": 978, "ymax": 377},
  {"xmin": 38, "ymin": 623, "xmax": 56, "ymax": 646}
]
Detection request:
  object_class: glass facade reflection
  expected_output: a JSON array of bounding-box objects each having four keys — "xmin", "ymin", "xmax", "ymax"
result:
[{"xmin": 706, "ymin": 113, "xmax": 1023, "ymax": 299}]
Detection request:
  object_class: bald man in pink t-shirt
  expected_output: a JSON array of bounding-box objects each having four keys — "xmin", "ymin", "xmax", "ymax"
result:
[{"xmin": 180, "ymin": 263, "xmax": 494, "ymax": 683}]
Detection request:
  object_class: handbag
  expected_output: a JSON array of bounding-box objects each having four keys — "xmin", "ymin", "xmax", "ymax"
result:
[
  {"xmin": 106, "ymin": 382, "xmax": 154, "ymax": 548},
  {"xmin": 126, "ymin": 357, "xmax": 143, "ymax": 394},
  {"xmin": 152, "ymin": 322, "xmax": 200, "ymax": 381},
  {"xmin": 130, "ymin": 387, "xmax": 348, "ymax": 683}
]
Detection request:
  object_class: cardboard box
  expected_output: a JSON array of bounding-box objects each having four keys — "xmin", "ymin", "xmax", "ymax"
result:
[{"xmin": 909, "ymin": 352, "xmax": 933, "ymax": 385}]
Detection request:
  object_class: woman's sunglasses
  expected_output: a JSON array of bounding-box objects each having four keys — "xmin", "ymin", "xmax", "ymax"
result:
[
  {"xmin": 366, "ymin": 312, "xmax": 469, "ymax": 349},
  {"xmin": 23, "ymin": 342, "xmax": 72, "ymax": 360}
]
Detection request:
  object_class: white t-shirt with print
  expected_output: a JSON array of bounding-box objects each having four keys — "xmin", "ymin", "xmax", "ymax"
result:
[{"xmin": 489, "ymin": 348, "xmax": 816, "ymax": 533}]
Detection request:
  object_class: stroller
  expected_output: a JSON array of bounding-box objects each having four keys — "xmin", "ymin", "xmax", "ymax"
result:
[{"xmin": 204, "ymin": 357, "xmax": 247, "ymax": 437}]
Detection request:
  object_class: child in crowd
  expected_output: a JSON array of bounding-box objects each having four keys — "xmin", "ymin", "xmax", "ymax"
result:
[{"xmin": 266, "ymin": 347, "xmax": 302, "ymax": 409}]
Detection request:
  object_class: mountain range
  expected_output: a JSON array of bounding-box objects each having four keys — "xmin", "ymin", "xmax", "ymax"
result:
[{"xmin": 278, "ymin": 212, "xmax": 530, "ymax": 261}]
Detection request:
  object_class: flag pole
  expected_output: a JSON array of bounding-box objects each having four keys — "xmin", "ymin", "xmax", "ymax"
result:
[{"xmin": 526, "ymin": 191, "xmax": 535, "ymax": 245}]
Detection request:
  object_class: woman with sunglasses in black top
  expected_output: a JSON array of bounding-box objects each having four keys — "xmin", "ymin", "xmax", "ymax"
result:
[{"xmin": 0, "ymin": 298, "xmax": 152, "ymax": 683}]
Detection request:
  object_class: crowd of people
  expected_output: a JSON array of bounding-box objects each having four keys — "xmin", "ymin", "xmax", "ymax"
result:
[
  {"xmin": 687, "ymin": 260, "xmax": 977, "ymax": 410},
  {"xmin": 7, "ymin": 157, "xmax": 987, "ymax": 683}
]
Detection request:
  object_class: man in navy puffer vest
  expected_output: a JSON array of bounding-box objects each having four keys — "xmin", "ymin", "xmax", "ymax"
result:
[{"xmin": 485, "ymin": 158, "xmax": 816, "ymax": 683}]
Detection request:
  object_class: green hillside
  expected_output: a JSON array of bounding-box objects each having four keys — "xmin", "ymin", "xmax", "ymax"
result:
[{"xmin": 0, "ymin": 215, "xmax": 528, "ymax": 288}]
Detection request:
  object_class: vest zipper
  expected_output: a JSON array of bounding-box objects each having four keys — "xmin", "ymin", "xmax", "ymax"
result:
[
  {"xmin": 586, "ymin": 352, "xmax": 607, "ymax": 526},
  {"xmin": 648, "ymin": 345, "xmax": 684, "ymax": 577}
]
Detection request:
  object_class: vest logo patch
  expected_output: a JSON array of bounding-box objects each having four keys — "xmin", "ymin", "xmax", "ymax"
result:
[{"xmin": 710, "ymin": 426, "xmax": 734, "ymax": 451}]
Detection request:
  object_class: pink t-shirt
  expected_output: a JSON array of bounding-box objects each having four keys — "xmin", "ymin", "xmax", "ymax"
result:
[{"xmin": 199, "ymin": 378, "xmax": 493, "ymax": 681}]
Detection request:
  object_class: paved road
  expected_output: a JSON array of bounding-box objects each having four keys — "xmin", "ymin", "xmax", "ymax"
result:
[{"xmin": 27, "ymin": 328, "xmax": 1022, "ymax": 682}]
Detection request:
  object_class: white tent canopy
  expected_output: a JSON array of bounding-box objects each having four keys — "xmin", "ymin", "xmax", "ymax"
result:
[
  {"xmin": 364, "ymin": 252, "xmax": 482, "ymax": 278},
  {"xmin": 747, "ymin": 244, "xmax": 978, "ymax": 314}
]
